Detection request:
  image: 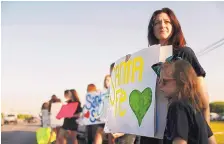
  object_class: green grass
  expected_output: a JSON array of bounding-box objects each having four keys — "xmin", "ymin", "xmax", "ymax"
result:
[{"xmin": 210, "ymin": 121, "xmax": 224, "ymax": 144}]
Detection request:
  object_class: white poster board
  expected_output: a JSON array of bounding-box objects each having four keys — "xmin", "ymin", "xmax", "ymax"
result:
[
  {"xmin": 78, "ymin": 90, "xmax": 109, "ymax": 125},
  {"xmin": 50, "ymin": 103, "xmax": 64, "ymax": 128},
  {"xmin": 154, "ymin": 45, "xmax": 172, "ymax": 139},
  {"xmin": 105, "ymin": 45, "xmax": 172, "ymax": 138}
]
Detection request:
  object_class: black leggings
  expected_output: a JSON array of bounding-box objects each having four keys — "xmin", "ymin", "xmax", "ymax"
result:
[
  {"xmin": 140, "ymin": 136, "xmax": 163, "ymax": 144},
  {"xmin": 87, "ymin": 125, "xmax": 98, "ymax": 144}
]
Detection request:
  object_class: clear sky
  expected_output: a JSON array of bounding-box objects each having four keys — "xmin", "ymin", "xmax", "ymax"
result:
[{"xmin": 1, "ymin": 1, "xmax": 224, "ymax": 115}]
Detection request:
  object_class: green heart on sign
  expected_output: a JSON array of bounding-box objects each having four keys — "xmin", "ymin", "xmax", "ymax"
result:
[{"xmin": 129, "ymin": 87, "xmax": 152, "ymax": 126}]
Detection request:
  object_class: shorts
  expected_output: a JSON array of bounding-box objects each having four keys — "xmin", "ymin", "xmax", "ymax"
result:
[
  {"xmin": 118, "ymin": 134, "xmax": 136, "ymax": 144},
  {"xmin": 98, "ymin": 124, "xmax": 105, "ymax": 128},
  {"xmin": 61, "ymin": 123, "xmax": 78, "ymax": 131},
  {"xmin": 58, "ymin": 128, "xmax": 77, "ymax": 138},
  {"xmin": 94, "ymin": 124, "xmax": 105, "ymax": 129},
  {"xmin": 140, "ymin": 136, "xmax": 163, "ymax": 144}
]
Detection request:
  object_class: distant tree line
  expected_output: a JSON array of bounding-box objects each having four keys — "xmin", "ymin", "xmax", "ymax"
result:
[
  {"xmin": 17, "ymin": 114, "xmax": 33, "ymax": 120},
  {"xmin": 1, "ymin": 113, "xmax": 32, "ymax": 120},
  {"xmin": 210, "ymin": 101, "xmax": 224, "ymax": 114}
]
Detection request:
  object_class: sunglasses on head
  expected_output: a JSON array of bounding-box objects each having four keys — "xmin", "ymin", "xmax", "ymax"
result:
[{"xmin": 151, "ymin": 55, "xmax": 182, "ymax": 77}]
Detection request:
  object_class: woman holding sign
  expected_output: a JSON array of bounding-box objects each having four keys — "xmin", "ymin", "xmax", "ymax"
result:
[
  {"xmin": 57, "ymin": 89, "xmax": 82, "ymax": 144},
  {"xmin": 154, "ymin": 59, "xmax": 216, "ymax": 144},
  {"xmin": 140, "ymin": 7, "xmax": 210, "ymax": 144}
]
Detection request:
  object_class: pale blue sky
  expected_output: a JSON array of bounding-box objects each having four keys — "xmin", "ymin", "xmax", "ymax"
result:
[{"xmin": 1, "ymin": 1, "xmax": 224, "ymax": 115}]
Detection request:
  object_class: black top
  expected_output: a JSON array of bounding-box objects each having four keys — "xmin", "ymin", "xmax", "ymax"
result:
[
  {"xmin": 163, "ymin": 100, "xmax": 213, "ymax": 144},
  {"xmin": 62, "ymin": 101, "xmax": 82, "ymax": 131},
  {"xmin": 173, "ymin": 47, "xmax": 206, "ymax": 77}
]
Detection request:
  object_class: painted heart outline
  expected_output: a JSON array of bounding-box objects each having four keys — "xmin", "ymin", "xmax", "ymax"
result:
[{"xmin": 129, "ymin": 87, "xmax": 152, "ymax": 126}]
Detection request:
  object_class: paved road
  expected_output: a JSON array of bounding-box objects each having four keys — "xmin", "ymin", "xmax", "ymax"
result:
[
  {"xmin": 1, "ymin": 122, "xmax": 39, "ymax": 144},
  {"xmin": 1, "ymin": 122, "xmax": 86, "ymax": 144}
]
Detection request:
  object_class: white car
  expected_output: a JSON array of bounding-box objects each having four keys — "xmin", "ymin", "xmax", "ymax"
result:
[
  {"xmin": 221, "ymin": 115, "xmax": 224, "ymax": 121},
  {"xmin": 4, "ymin": 114, "xmax": 18, "ymax": 124},
  {"xmin": 210, "ymin": 113, "xmax": 219, "ymax": 121}
]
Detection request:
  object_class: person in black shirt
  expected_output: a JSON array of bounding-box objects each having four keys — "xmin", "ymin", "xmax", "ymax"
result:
[
  {"xmin": 153, "ymin": 59, "xmax": 216, "ymax": 144},
  {"xmin": 57, "ymin": 89, "xmax": 82, "ymax": 144},
  {"xmin": 141, "ymin": 7, "xmax": 211, "ymax": 144},
  {"xmin": 147, "ymin": 7, "xmax": 210, "ymax": 123}
]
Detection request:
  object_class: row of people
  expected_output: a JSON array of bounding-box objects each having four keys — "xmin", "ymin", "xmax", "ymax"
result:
[
  {"xmin": 41, "ymin": 7, "xmax": 216, "ymax": 144},
  {"xmin": 40, "ymin": 90, "xmax": 82, "ymax": 144},
  {"xmin": 40, "ymin": 75, "xmax": 114, "ymax": 144}
]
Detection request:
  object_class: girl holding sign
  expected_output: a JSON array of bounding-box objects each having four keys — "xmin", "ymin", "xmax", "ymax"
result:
[
  {"xmin": 86, "ymin": 84, "xmax": 98, "ymax": 144},
  {"xmin": 94, "ymin": 75, "xmax": 111, "ymax": 144},
  {"xmin": 153, "ymin": 58, "xmax": 216, "ymax": 144},
  {"xmin": 56, "ymin": 89, "xmax": 82, "ymax": 144},
  {"xmin": 141, "ymin": 7, "xmax": 210, "ymax": 144}
]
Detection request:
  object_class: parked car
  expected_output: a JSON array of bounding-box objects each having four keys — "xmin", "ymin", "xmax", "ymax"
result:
[
  {"xmin": 210, "ymin": 112, "xmax": 220, "ymax": 121},
  {"xmin": 218, "ymin": 115, "xmax": 224, "ymax": 121},
  {"xmin": 4, "ymin": 114, "xmax": 17, "ymax": 124}
]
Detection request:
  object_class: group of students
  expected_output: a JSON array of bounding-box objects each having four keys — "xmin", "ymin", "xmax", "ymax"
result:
[
  {"xmin": 40, "ymin": 75, "xmax": 117, "ymax": 144},
  {"xmin": 40, "ymin": 90, "xmax": 82, "ymax": 144},
  {"xmin": 41, "ymin": 7, "xmax": 217, "ymax": 144}
]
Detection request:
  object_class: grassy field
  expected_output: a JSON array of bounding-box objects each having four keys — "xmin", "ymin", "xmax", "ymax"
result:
[{"xmin": 210, "ymin": 121, "xmax": 224, "ymax": 144}]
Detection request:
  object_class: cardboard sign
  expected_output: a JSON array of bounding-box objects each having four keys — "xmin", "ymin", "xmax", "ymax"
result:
[
  {"xmin": 78, "ymin": 90, "xmax": 109, "ymax": 125},
  {"xmin": 56, "ymin": 102, "xmax": 78, "ymax": 119},
  {"xmin": 105, "ymin": 45, "xmax": 172, "ymax": 138},
  {"xmin": 50, "ymin": 103, "xmax": 64, "ymax": 128}
]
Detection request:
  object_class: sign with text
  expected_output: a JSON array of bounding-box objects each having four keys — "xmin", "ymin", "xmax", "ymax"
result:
[
  {"xmin": 56, "ymin": 102, "xmax": 78, "ymax": 119},
  {"xmin": 105, "ymin": 45, "xmax": 172, "ymax": 138},
  {"xmin": 78, "ymin": 90, "xmax": 109, "ymax": 125},
  {"xmin": 50, "ymin": 103, "xmax": 63, "ymax": 128}
]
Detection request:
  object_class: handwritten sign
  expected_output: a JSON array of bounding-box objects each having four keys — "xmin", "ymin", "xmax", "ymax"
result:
[
  {"xmin": 105, "ymin": 45, "xmax": 172, "ymax": 138},
  {"xmin": 154, "ymin": 45, "xmax": 172, "ymax": 139},
  {"xmin": 78, "ymin": 90, "xmax": 109, "ymax": 125},
  {"xmin": 56, "ymin": 102, "xmax": 78, "ymax": 119},
  {"xmin": 50, "ymin": 103, "xmax": 64, "ymax": 128},
  {"xmin": 36, "ymin": 127, "xmax": 56, "ymax": 144}
]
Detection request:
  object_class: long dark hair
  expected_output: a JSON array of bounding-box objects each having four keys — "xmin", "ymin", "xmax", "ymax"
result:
[
  {"xmin": 148, "ymin": 8, "xmax": 186, "ymax": 48},
  {"xmin": 41, "ymin": 102, "xmax": 49, "ymax": 110},
  {"xmin": 70, "ymin": 89, "xmax": 80, "ymax": 102},
  {"xmin": 110, "ymin": 62, "xmax": 115, "ymax": 75}
]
